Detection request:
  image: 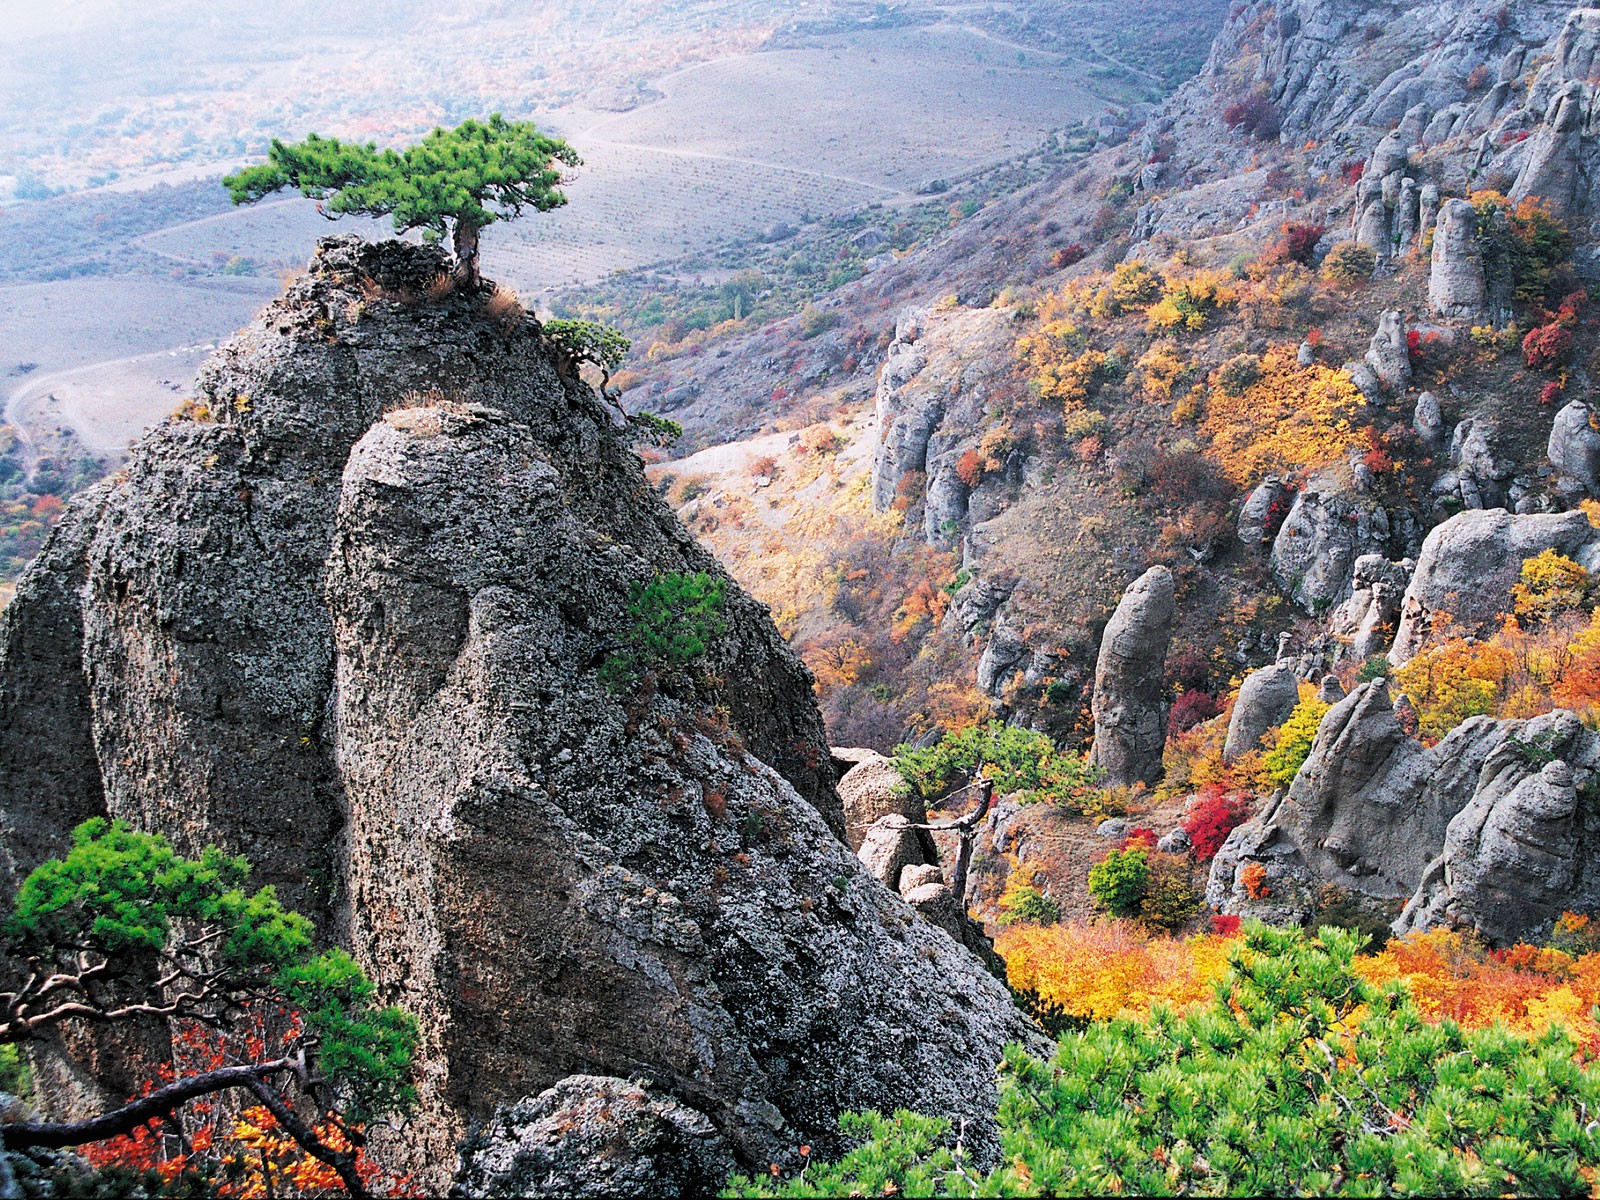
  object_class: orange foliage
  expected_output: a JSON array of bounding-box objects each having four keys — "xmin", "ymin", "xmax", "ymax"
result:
[
  {"xmin": 81, "ymin": 1018, "xmax": 409, "ymax": 1195},
  {"xmin": 1000, "ymin": 915, "xmax": 1600, "ymax": 1049}
]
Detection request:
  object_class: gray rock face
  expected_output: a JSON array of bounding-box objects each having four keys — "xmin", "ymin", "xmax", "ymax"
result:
[
  {"xmin": 1210, "ymin": 680, "xmax": 1600, "ymax": 946},
  {"xmin": 1399, "ymin": 710, "xmax": 1600, "ymax": 944},
  {"xmin": 871, "ymin": 315, "xmax": 939, "ymax": 511},
  {"xmin": 1429, "ymin": 199, "xmax": 1488, "ymax": 320},
  {"xmin": 1089, "ymin": 566, "xmax": 1175, "ymax": 787},
  {"xmin": 1363, "ymin": 311, "xmax": 1412, "ymax": 392},
  {"xmin": 454, "ymin": 1075, "xmax": 735, "ymax": 1199},
  {"xmin": 1328, "ymin": 554, "xmax": 1413, "ymax": 664},
  {"xmin": 1270, "ymin": 488, "xmax": 1394, "ymax": 614},
  {"xmin": 1238, "ymin": 476, "xmax": 1292, "ymax": 549},
  {"xmin": 0, "ymin": 238, "xmax": 1042, "ymax": 1187},
  {"xmin": 1390, "ymin": 508, "xmax": 1600, "ymax": 664},
  {"xmin": 1413, "ymin": 391, "xmax": 1444, "ymax": 449},
  {"xmin": 1548, "ymin": 400, "xmax": 1600, "ymax": 500},
  {"xmin": 858, "ymin": 815, "xmax": 932, "ymax": 893},
  {"xmin": 1222, "ymin": 662, "xmax": 1301, "ymax": 763}
]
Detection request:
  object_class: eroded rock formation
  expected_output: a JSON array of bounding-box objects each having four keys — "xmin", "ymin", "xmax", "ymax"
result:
[
  {"xmin": 1089, "ymin": 565, "xmax": 1175, "ymax": 787},
  {"xmin": 0, "ymin": 238, "xmax": 1042, "ymax": 1188}
]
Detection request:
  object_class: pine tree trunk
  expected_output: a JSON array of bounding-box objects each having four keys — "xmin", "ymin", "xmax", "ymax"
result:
[{"xmin": 451, "ymin": 219, "xmax": 481, "ymax": 289}]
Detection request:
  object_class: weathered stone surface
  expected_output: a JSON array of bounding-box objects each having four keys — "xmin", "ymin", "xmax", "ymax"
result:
[
  {"xmin": 1548, "ymin": 400, "xmax": 1600, "ymax": 500},
  {"xmin": 1210, "ymin": 681, "xmax": 1600, "ymax": 946},
  {"xmin": 1399, "ymin": 711, "xmax": 1600, "ymax": 944},
  {"xmin": 1270, "ymin": 488, "xmax": 1393, "ymax": 614},
  {"xmin": 1328, "ymin": 554, "xmax": 1413, "ymax": 663},
  {"xmin": 1429, "ymin": 198, "xmax": 1488, "ymax": 320},
  {"xmin": 454, "ymin": 1075, "xmax": 735, "ymax": 1199},
  {"xmin": 1089, "ymin": 566, "xmax": 1175, "ymax": 787},
  {"xmin": 858, "ymin": 815, "xmax": 931, "ymax": 892},
  {"xmin": 1237, "ymin": 475, "xmax": 1292, "ymax": 549},
  {"xmin": 1222, "ymin": 662, "xmax": 1300, "ymax": 763},
  {"xmin": 838, "ymin": 751, "xmax": 926, "ymax": 852},
  {"xmin": 1413, "ymin": 391, "xmax": 1444, "ymax": 448},
  {"xmin": 1363, "ymin": 310, "xmax": 1412, "ymax": 392},
  {"xmin": 0, "ymin": 238, "xmax": 1043, "ymax": 1187},
  {"xmin": 1390, "ymin": 508, "xmax": 1600, "ymax": 664}
]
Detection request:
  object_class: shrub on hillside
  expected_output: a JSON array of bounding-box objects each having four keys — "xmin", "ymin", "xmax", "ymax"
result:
[
  {"xmin": 1523, "ymin": 319, "xmax": 1573, "ymax": 371},
  {"xmin": 1167, "ymin": 688, "xmax": 1219, "ymax": 737},
  {"xmin": 1260, "ymin": 695, "xmax": 1330, "ymax": 786},
  {"xmin": 1319, "ymin": 241, "xmax": 1376, "ymax": 285},
  {"xmin": 736, "ymin": 924, "xmax": 1600, "ymax": 1198},
  {"xmin": 1182, "ymin": 789, "xmax": 1251, "ymax": 860},
  {"xmin": 1278, "ymin": 221, "xmax": 1325, "ymax": 265},
  {"xmin": 1087, "ymin": 847, "xmax": 1149, "ymax": 917}
]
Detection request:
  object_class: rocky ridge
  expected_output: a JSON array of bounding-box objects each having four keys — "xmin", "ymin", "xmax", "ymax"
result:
[{"xmin": 0, "ymin": 237, "xmax": 1042, "ymax": 1190}]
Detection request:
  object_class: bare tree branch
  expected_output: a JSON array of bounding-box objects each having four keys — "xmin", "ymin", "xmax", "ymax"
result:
[{"xmin": 0, "ymin": 1059, "xmax": 296, "ymax": 1151}]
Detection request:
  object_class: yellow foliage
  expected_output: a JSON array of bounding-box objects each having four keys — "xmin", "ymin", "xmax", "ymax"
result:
[
  {"xmin": 1395, "ymin": 636, "xmax": 1514, "ymax": 743},
  {"xmin": 1512, "ymin": 549, "xmax": 1590, "ymax": 626},
  {"xmin": 1201, "ymin": 344, "xmax": 1360, "ymax": 486},
  {"xmin": 1146, "ymin": 269, "xmax": 1238, "ymax": 333},
  {"xmin": 1136, "ymin": 341, "xmax": 1189, "ymax": 402},
  {"xmin": 998, "ymin": 921, "xmax": 1235, "ymax": 1020}
]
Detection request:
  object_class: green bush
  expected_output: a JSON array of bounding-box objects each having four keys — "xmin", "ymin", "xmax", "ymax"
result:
[
  {"xmin": 601, "ymin": 570, "xmax": 727, "ymax": 689},
  {"xmin": 893, "ymin": 722, "xmax": 1103, "ymax": 811},
  {"xmin": 1320, "ymin": 241, "xmax": 1376, "ymax": 286},
  {"xmin": 731, "ymin": 923, "xmax": 1600, "ymax": 1197},
  {"xmin": 1087, "ymin": 847, "xmax": 1149, "ymax": 917}
]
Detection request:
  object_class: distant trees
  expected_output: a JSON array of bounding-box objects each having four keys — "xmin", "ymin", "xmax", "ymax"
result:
[
  {"xmin": 0, "ymin": 820, "xmax": 416, "ymax": 1197},
  {"xmin": 223, "ymin": 114, "xmax": 580, "ymax": 287}
]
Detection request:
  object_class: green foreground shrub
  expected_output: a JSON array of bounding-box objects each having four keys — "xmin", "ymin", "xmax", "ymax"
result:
[{"xmin": 729, "ymin": 923, "xmax": 1600, "ymax": 1197}]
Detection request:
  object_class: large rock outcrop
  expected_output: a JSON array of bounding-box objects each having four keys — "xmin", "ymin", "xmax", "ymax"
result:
[
  {"xmin": 0, "ymin": 238, "xmax": 1041, "ymax": 1188},
  {"xmin": 1389, "ymin": 508, "xmax": 1600, "ymax": 664},
  {"xmin": 1548, "ymin": 400, "xmax": 1600, "ymax": 501},
  {"xmin": 1428, "ymin": 199, "xmax": 1489, "ymax": 320},
  {"xmin": 1089, "ymin": 566, "xmax": 1175, "ymax": 787},
  {"xmin": 1210, "ymin": 679, "xmax": 1600, "ymax": 946},
  {"xmin": 1269, "ymin": 487, "xmax": 1398, "ymax": 615}
]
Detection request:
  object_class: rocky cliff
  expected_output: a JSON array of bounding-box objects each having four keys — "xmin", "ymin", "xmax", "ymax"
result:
[{"xmin": 0, "ymin": 237, "xmax": 1041, "ymax": 1189}]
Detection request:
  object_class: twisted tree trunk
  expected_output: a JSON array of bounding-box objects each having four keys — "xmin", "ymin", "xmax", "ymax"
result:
[{"xmin": 451, "ymin": 218, "xmax": 482, "ymax": 289}]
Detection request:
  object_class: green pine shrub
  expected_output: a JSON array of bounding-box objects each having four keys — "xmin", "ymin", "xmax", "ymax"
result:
[{"xmin": 731, "ymin": 923, "xmax": 1600, "ymax": 1197}]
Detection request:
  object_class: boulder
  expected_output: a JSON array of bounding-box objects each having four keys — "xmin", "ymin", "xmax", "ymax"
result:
[
  {"xmin": 1237, "ymin": 476, "xmax": 1292, "ymax": 549},
  {"xmin": 1363, "ymin": 310, "xmax": 1412, "ymax": 392},
  {"xmin": 858, "ymin": 815, "xmax": 931, "ymax": 892},
  {"xmin": 838, "ymin": 751, "xmax": 927, "ymax": 852},
  {"xmin": 1328, "ymin": 554, "xmax": 1413, "ymax": 664},
  {"xmin": 1547, "ymin": 400, "xmax": 1600, "ymax": 500},
  {"xmin": 1413, "ymin": 391, "xmax": 1444, "ymax": 448},
  {"xmin": 1088, "ymin": 567, "xmax": 1175, "ymax": 788},
  {"xmin": 454, "ymin": 1075, "xmax": 735, "ymax": 1199},
  {"xmin": 1390, "ymin": 508, "xmax": 1600, "ymax": 664},
  {"xmin": 1222, "ymin": 662, "xmax": 1301, "ymax": 763},
  {"xmin": 1270, "ymin": 488, "xmax": 1393, "ymax": 614},
  {"xmin": 1157, "ymin": 827, "xmax": 1192, "ymax": 854},
  {"xmin": 1399, "ymin": 711, "xmax": 1600, "ymax": 944},
  {"xmin": 1210, "ymin": 681, "xmax": 1527, "ymax": 926},
  {"xmin": 1428, "ymin": 198, "xmax": 1488, "ymax": 320}
]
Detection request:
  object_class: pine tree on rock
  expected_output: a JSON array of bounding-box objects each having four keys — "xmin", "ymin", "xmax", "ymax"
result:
[{"xmin": 223, "ymin": 114, "xmax": 581, "ymax": 287}]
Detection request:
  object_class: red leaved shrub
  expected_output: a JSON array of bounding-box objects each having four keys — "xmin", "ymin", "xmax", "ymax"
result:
[{"xmin": 1183, "ymin": 789, "xmax": 1252, "ymax": 860}]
